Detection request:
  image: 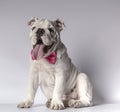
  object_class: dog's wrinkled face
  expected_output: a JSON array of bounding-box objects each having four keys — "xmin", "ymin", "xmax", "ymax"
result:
[{"xmin": 28, "ymin": 17, "xmax": 64, "ymax": 58}]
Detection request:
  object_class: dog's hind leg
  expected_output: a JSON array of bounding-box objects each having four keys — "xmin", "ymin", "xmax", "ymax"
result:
[{"xmin": 68, "ymin": 73, "xmax": 92, "ymax": 108}]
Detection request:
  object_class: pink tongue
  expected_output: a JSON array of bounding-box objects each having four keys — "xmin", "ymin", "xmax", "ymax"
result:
[{"xmin": 31, "ymin": 45, "xmax": 45, "ymax": 60}]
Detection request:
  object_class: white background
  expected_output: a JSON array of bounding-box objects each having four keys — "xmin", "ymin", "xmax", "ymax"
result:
[{"xmin": 0, "ymin": 0, "xmax": 120, "ymax": 105}]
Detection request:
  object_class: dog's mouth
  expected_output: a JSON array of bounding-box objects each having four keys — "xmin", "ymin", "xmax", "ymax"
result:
[{"xmin": 31, "ymin": 39, "xmax": 54, "ymax": 60}]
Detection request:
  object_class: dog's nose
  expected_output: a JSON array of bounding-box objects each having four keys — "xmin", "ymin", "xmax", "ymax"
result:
[{"xmin": 36, "ymin": 28, "xmax": 45, "ymax": 37}]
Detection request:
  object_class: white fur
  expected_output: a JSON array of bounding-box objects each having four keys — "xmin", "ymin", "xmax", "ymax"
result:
[{"xmin": 17, "ymin": 18, "xmax": 92, "ymax": 110}]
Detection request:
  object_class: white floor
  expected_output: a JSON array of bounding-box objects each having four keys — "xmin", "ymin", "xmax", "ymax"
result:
[{"xmin": 0, "ymin": 104, "xmax": 120, "ymax": 112}]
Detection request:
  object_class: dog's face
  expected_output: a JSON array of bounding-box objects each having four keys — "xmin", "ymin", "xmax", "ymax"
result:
[{"xmin": 28, "ymin": 17, "xmax": 64, "ymax": 58}]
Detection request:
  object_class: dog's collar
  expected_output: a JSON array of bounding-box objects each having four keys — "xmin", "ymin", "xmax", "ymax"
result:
[{"xmin": 31, "ymin": 51, "xmax": 57, "ymax": 64}]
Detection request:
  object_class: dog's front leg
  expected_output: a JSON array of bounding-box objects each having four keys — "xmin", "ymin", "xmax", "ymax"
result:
[
  {"xmin": 17, "ymin": 65, "xmax": 39, "ymax": 108},
  {"xmin": 50, "ymin": 71, "xmax": 65, "ymax": 110}
]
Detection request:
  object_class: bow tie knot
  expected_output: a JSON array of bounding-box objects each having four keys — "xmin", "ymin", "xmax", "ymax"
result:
[{"xmin": 45, "ymin": 52, "xmax": 57, "ymax": 64}]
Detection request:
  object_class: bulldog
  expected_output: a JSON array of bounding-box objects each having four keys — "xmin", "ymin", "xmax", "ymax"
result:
[{"xmin": 17, "ymin": 17, "xmax": 92, "ymax": 110}]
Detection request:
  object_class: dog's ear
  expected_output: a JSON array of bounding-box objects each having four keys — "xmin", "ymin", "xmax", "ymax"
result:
[
  {"xmin": 28, "ymin": 17, "xmax": 39, "ymax": 26},
  {"xmin": 54, "ymin": 19, "xmax": 65, "ymax": 32}
]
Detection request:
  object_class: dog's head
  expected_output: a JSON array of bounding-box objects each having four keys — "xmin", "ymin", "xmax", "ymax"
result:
[{"xmin": 28, "ymin": 17, "xmax": 64, "ymax": 59}]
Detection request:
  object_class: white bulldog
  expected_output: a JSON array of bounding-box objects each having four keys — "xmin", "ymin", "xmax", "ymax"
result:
[{"xmin": 17, "ymin": 17, "xmax": 92, "ymax": 110}]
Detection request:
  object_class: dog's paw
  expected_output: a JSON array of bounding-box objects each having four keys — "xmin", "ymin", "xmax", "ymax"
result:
[
  {"xmin": 46, "ymin": 99, "xmax": 52, "ymax": 108},
  {"xmin": 68, "ymin": 99, "xmax": 91, "ymax": 108},
  {"xmin": 17, "ymin": 101, "xmax": 33, "ymax": 108},
  {"xmin": 68, "ymin": 99, "xmax": 82, "ymax": 108},
  {"xmin": 50, "ymin": 99, "xmax": 65, "ymax": 110}
]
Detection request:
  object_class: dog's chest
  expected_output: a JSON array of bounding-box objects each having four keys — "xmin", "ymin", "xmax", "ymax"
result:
[
  {"xmin": 37, "ymin": 59, "xmax": 55, "ymax": 80},
  {"xmin": 34, "ymin": 59, "xmax": 56, "ymax": 98},
  {"xmin": 33, "ymin": 59, "xmax": 55, "ymax": 93}
]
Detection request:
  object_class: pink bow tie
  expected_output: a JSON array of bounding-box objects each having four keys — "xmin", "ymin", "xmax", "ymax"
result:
[
  {"xmin": 31, "ymin": 51, "xmax": 57, "ymax": 64},
  {"xmin": 45, "ymin": 52, "xmax": 57, "ymax": 64}
]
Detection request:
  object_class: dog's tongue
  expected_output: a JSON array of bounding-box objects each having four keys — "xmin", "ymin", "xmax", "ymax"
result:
[{"xmin": 31, "ymin": 45, "xmax": 45, "ymax": 60}]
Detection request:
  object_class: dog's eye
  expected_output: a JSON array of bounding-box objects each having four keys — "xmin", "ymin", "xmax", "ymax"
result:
[
  {"xmin": 48, "ymin": 28, "xmax": 54, "ymax": 33},
  {"xmin": 32, "ymin": 27, "xmax": 36, "ymax": 31}
]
